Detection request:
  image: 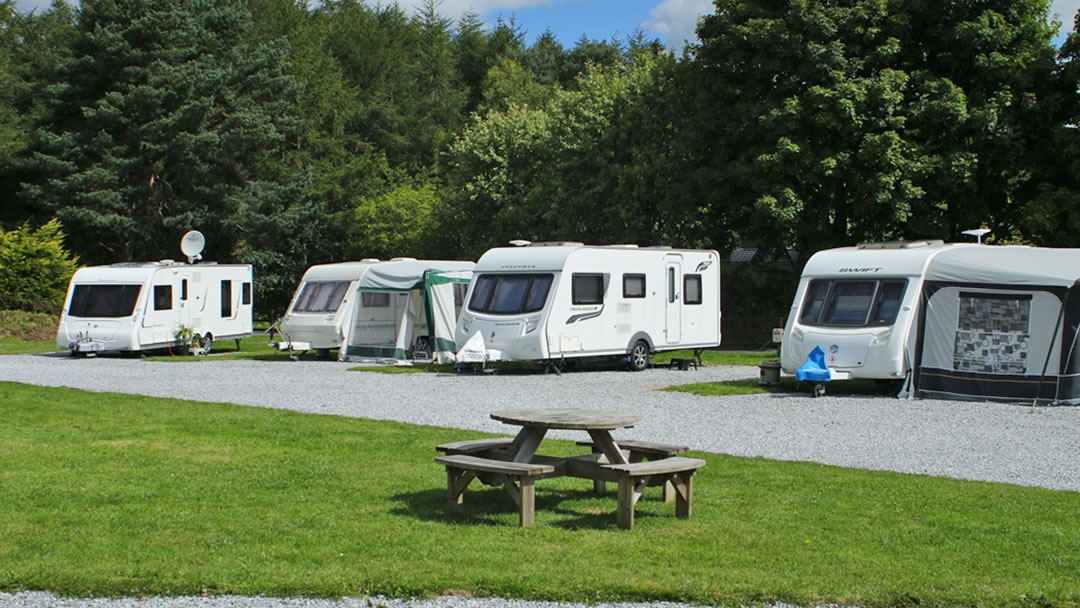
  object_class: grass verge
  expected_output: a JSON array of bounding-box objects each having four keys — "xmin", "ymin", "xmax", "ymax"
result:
[
  {"xmin": 1, "ymin": 381, "xmax": 1078, "ymax": 607},
  {"xmin": 0, "ymin": 310, "xmax": 62, "ymax": 355},
  {"xmin": 652, "ymin": 349, "xmax": 778, "ymax": 367},
  {"xmin": 668, "ymin": 377, "xmax": 897, "ymax": 397}
]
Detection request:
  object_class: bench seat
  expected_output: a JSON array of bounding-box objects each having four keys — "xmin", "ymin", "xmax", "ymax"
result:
[
  {"xmin": 575, "ymin": 438, "xmax": 689, "ymax": 460},
  {"xmin": 601, "ymin": 456, "xmax": 706, "ymax": 529},
  {"xmin": 435, "ymin": 454, "xmax": 555, "ymax": 527},
  {"xmin": 435, "ymin": 438, "xmax": 513, "ymax": 456},
  {"xmin": 576, "ymin": 439, "xmax": 690, "ymax": 500}
]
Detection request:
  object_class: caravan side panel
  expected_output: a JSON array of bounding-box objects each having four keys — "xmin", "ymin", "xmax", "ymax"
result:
[{"xmin": 915, "ymin": 284, "xmax": 1068, "ymax": 403}]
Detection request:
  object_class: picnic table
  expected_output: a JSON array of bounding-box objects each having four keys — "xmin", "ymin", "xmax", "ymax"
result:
[{"xmin": 435, "ymin": 407, "xmax": 705, "ymax": 529}]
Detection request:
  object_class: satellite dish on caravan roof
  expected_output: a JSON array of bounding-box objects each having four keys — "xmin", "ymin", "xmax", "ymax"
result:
[{"xmin": 181, "ymin": 230, "xmax": 205, "ymax": 264}]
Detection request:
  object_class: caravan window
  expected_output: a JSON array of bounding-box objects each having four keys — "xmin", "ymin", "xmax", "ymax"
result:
[
  {"xmin": 572, "ymin": 274, "xmax": 604, "ymax": 305},
  {"xmin": 468, "ymin": 274, "xmax": 553, "ymax": 314},
  {"xmin": 684, "ymin": 275, "xmax": 703, "ymax": 305},
  {"xmin": 221, "ymin": 280, "xmax": 233, "ymax": 317},
  {"xmin": 153, "ymin": 285, "xmax": 172, "ymax": 311},
  {"xmin": 361, "ymin": 292, "xmax": 390, "ymax": 307},
  {"xmin": 623, "ymin": 274, "xmax": 646, "ymax": 298},
  {"xmin": 68, "ymin": 284, "xmax": 142, "ymax": 318},
  {"xmin": 242, "ymin": 282, "xmax": 251, "ymax": 305},
  {"xmin": 799, "ymin": 279, "xmax": 908, "ymax": 327},
  {"xmin": 294, "ymin": 281, "xmax": 350, "ymax": 313}
]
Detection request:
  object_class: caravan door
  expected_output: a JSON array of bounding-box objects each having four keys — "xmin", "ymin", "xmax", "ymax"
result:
[
  {"xmin": 141, "ymin": 271, "xmax": 178, "ymax": 344},
  {"xmin": 665, "ymin": 256, "xmax": 682, "ymax": 343}
]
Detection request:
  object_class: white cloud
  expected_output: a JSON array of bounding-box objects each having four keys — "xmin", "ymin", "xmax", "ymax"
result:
[
  {"xmin": 643, "ymin": 0, "xmax": 713, "ymax": 50},
  {"xmin": 1052, "ymin": 0, "xmax": 1080, "ymax": 33},
  {"xmin": 401, "ymin": 0, "xmax": 557, "ymax": 19}
]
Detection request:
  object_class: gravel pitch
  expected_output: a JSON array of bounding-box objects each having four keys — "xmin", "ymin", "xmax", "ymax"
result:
[{"xmin": 2, "ymin": 353, "xmax": 1078, "ymax": 608}]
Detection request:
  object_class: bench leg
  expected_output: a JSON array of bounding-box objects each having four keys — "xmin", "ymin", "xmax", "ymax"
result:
[
  {"xmin": 616, "ymin": 477, "xmax": 646, "ymax": 530},
  {"xmin": 672, "ymin": 472, "xmax": 694, "ymax": 519},
  {"xmin": 498, "ymin": 474, "xmax": 536, "ymax": 527},
  {"xmin": 519, "ymin": 478, "xmax": 536, "ymax": 527},
  {"xmin": 445, "ymin": 467, "xmax": 476, "ymax": 513}
]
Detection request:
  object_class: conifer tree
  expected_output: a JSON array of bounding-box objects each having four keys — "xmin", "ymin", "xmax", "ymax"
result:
[{"xmin": 22, "ymin": 0, "xmax": 300, "ymax": 264}]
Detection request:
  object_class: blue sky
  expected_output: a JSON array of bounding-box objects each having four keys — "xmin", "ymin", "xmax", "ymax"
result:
[{"xmin": 13, "ymin": 0, "xmax": 1080, "ymax": 50}]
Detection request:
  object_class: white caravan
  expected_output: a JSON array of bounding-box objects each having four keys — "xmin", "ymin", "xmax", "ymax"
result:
[
  {"xmin": 454, "ymin": 243, "xmax": 722, "ymax": 370},
  {"xmin": 57, "ymin": 261, "xmax": 254, "ymax": 355},
  {"xmin": 780, "ymin": 240, "xmax": 978, "ymax": 384},
  {"xmin": 276, "ymin": 258, "xmax": 474, "ymax": 362}
]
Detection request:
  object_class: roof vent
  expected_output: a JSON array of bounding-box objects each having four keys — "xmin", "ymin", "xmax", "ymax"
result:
[
  {"xmin": 360, "ymin": 258, "xmax": 381, "ymax": 263},
  {"xmin": 390, "ymin": 257, "xmax": 417, "ymax": 262},
  {"xmin": 857, "ymin": 240, "xmax": 944, "ymax": 250}
]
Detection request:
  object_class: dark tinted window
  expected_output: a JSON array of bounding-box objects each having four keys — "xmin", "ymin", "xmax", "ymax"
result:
[
  {"xmin": 68, "ymin": 285, "xmax": 142, "ymax": 318},
  {"xmin": 667, "ymin": 267, "xmax": 676, "ymax": 303},
  {"xmin": 799, "ymin": 279, "xmax": 908, "ymax": 327},
  {"xmin": 572, "ymin": 274, "xmax": 604, "ymax": 305},
  {"xmin": 181, "ymin": 279, "xmax": 188, "ymax": 301},
  {"xmin": 684, "ymin": 274, "xmax": 702, "ymax": 305},
  {"xmin": 153, "ymin": 285, "xmax": 172, "ymax": 311},
  {"xmin": 799, "ymin": 281, "xmax": 830, "ymax": 324},
  {"xmin": 523, "ymin": 275, "xmax": 553, "ymax": 312},
  {"xmin": 221, "ymin": 280, "xmax": 233, "ymax": 317},
  {"xmin": 242, "ymin": 282, "xmax": 252, "ymax": 305},
  {"xmin": 623, "ymin": 274, "xmax": 645, "ymax": 298},
  {"xmin": 468, "ymin": 274, "xmax": 554, "ymax": 314}
]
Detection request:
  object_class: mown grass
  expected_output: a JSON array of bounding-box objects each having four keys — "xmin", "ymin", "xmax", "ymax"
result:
[
  {"xmin": 2, "ymin": 381, "xmax": 1078, "ymax": 607},
  {"xmin": 653, "ymin": 349, "xmax": 778, "ymax": 367},
  {"xmin": 668, "ymin": 376, "xmax": 898, "ymax": 397}
]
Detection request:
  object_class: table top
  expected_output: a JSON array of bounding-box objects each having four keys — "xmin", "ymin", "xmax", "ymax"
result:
[{"xmin": 491, "ymin": 408, "xmax": 640, "ymax": 430}]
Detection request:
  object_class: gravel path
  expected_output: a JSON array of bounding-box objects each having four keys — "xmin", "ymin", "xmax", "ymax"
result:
[
  {"xmin": 2, "ymin": 353, "xmax": 1079, "ymax": 608},
  {"xmin": 2, "ymin": 353, "xmax": 1078, "ymax": 492}
]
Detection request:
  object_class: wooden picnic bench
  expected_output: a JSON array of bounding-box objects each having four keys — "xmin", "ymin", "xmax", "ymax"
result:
[
  {"xmin": 434, "ymin": 409, "xmax": 704, "ymax": 529},
  {"xmin": 435, "ymin": 454, "xmax": 555, "ymax": 527},
  {"xmin": 576, "ymin": 439, "xmax": 690, "ymax": 500},
  {"xmin": 436, "ymin": 438, "xmax": 513, "ymax": 456},
  {"xmin": 603, "ymin": 456, "xmax": 706, "ymax": 530}
]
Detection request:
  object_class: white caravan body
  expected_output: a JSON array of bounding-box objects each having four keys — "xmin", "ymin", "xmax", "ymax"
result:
[
  {"xmin": 276, "ymin": 260, "xmax": 380, "ymax": 355},
  {"xmin": 454, "ymin": 244, "xmax": 722, "ymax": 368},
  {"xmin": 780, "ymin": 240, "xmax": 978, "ymax": 381},
  {"xmin": 57, "ymin": 261, "xmax": 254, "ymax": 354},
  {"xmin": 278, "ymin": 258, "xmax": 474, "ymax": 362}
]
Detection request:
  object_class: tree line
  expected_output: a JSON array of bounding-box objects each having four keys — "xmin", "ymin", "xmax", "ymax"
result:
[{"xmin": 2, "ymin": 0, "xmax": 1078, "ymax": 316}]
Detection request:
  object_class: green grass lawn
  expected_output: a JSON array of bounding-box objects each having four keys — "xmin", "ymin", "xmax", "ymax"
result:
[
  {"xmin": 668, "ymin": 376, "xmax": 898, "ymax": 397},
  {"xmin": 1, "ymin": 382, "xmax": 1078, "ymax": 606},
  {"xmin": 653, "ymin": 349, "xmax": 779, "ymax": 367},
  {"xmin": 0, "ymin": 337, "xmax": 63, "ymax": 355}
]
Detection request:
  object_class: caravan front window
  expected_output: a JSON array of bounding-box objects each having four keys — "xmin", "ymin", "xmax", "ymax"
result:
[
  {"xmin": 799, "ymin": 279, "xmax": 908, "ymax": 327},
  {"xmin": 294, "ymin": 281, "xmax": 350, "ymax": 313},
  {"xmin": 468, "ymin": 274, "xmax": 553, "ymax": 314},
  {"xmin": 68, "ymin": 284, "xmax": 142, "ymax": 318}
]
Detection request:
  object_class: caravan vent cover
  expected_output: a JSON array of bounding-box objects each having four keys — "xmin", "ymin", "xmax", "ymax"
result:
[{"xmin": 858, "ymin": 240, "xmax": 945, "ymax": 250}]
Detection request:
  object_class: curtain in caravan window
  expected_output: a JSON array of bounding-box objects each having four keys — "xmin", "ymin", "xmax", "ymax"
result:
[
  {"xmin": 952, "ymin": 292, "xmax": 1032, "ymax": 374},
  {"xmin": 684, "ymin": 274, "xmax": 702, "ymax": 305},
  {"xmin": 294, "ymin": 281, "xmax": 350, "ymax": 313}
]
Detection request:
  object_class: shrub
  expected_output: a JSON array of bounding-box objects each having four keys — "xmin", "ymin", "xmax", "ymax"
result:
[{"xmin": 0, "ymin": 219, "xmax": 79, "ymax": 314}]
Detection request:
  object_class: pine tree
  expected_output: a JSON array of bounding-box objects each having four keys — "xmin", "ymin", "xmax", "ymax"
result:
[{"xmin": 22, "ymin": 0, "xmax": 301, "ymax": 264}]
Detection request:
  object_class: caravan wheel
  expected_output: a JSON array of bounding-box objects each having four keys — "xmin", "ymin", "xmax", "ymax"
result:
[
  {"xmin": 628, "ymin": 341, "xmax": 650, "ymax": 372},
  {"xmin": 199, "ymin": 334, "xmax": 213, "ymax": 354}
]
